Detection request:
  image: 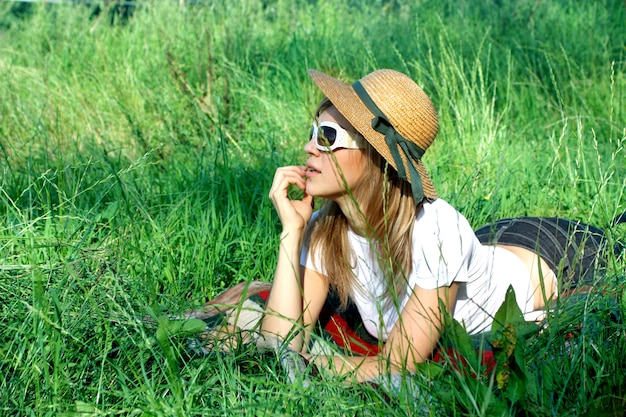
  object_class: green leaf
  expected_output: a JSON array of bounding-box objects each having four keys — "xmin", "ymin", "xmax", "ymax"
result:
[
  {"xmin": 416, "ymin": 360, "xmax": 446, "ymax": 379},
  {"xmin": 95, "ymin": 201, "xmax": 119, "ymax": 222},
  {"xmin": 447, "ymin": 318, "xmax": 477, "ymax": 364},
  {"xmin": 490, "ymin": 286, "xmax": 539, "ymax": 352},
  {"xmin": 59, "ymin": 401, "xmax": 101, "ymax": 416},
  {"xmin": 502, "ymin": 369, "xmax": 526, "ymax": 404},
  {"xmin": 488, "ymin": 286, "xmax": 540, "ymax": 405},
  {"xmin": 154, "ymin": 317, "xmax": 207, "ymax": 378},
  {"xmin": 156, "ymin": 317, "xmax": 208, "ymax": 338},
  {"xmin": 439, "ymin": 298, "xmax": 476, "ymax": 361},
  {"xmin": 491, "ymin": 285, "xmax": 525, "ymax": 335}
]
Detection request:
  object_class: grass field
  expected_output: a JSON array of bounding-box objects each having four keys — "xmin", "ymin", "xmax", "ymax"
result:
[{"xmin": 1, "ymin": 0, "xmax": 625, "ymax": 415}]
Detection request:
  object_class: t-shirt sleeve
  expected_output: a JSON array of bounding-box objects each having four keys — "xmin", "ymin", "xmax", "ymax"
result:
[
  {"xmin": 300, "ymin": 240, "xmax": 318, "ymax": 270},
  {"xmin": 409, "ymin": 201, "xmax": 476, "ymax": 290},
  {"xmin": 300, "ymin": 211, "xmax": 325, "ymax": 274}
]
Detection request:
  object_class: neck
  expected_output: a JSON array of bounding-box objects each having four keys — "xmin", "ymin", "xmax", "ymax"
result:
[{"xmin": 335, "ymin": 195, "xmax": 368, "ymax": 236}]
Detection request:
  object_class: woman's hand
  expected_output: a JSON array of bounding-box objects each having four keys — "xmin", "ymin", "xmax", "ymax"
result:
[
  {"xmin": 269, "ymin": 166, "xmax": 314, "ymax": 231},
  {"xmin": 261, "ymin": 167, "xmax": 321, "ymax": 353}
]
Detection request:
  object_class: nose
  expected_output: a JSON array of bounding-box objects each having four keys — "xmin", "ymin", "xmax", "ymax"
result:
[{"xmin": 304, "ymin": 136, "xmax": 320, "ymax": 155}]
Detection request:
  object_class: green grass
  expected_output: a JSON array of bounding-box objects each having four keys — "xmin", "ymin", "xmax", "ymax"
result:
[{"xmin": 0, "ymin": 0, "xmax": 625, "ymax": 415}]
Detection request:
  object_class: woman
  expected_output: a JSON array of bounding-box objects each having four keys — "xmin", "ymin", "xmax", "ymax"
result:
[{"xmin": 184, "ymin": 69, "xmax": 616, "ymax": 383}]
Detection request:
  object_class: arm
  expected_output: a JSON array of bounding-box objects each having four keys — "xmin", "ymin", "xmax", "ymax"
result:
[
  {"xmin": 304, "ymin": 283, "xmax": 458, "ymax": 382},
  {"xmin": 300, "ymin": 267, "xmax": 329, "ymax": 352},
  {"xmin": 381, "ymin": 283, "xmax": 458, "ymax": 374},
  {"xmin": 260, "ymin": 166, "xmax": 327, "ymax": 352}
]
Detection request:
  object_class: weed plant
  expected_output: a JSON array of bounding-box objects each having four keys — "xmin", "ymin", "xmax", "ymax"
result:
[{"xmin": 0, "ymin": 0, "xmax": 625, "ymax": 415}]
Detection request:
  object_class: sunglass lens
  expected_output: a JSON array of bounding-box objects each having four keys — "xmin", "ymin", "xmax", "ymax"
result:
[{"xmin": 319, "ymin": 126, "xmax": 336, "ymax": 146}]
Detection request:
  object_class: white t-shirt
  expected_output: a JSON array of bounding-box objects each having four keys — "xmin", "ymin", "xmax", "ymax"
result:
[{"xmin": 301, "ymin": 199, "xmax": 535, "ymax": 339}]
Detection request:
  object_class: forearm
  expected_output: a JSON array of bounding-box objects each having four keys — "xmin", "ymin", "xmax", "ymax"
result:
[
  {"xmin": 304, "ymin": 353, "xmax": 389, "ymax": 382},
  {"xmin": 302, "ymin": 285, "xmax": 454, "ymax": 382},
  {"xmin": 261, "ymin": 228, "xmax": 306, "ymax": 351}
]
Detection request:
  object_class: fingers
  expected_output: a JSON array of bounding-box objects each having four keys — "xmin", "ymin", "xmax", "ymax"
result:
[
  {"xmin": 269, "ymin": 166, "xmax": 313, "ymax": 230},
  {"xmin": 302, "ymin": 190, "xmax": 314, "ymax": 209},
  {"xmin": 268, "ymin": 166, "xmax": 307, "ymax": 204}
]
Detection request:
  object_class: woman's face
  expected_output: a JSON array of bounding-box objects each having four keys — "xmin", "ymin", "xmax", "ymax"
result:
[{"xmin": 304, "ymin": 106, "xmax": 367, "ymax": 203}]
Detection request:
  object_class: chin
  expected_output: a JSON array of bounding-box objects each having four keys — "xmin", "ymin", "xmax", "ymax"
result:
[{"xmin": 307, "ymin": 182, "xmax": 344, "ymax": 201}]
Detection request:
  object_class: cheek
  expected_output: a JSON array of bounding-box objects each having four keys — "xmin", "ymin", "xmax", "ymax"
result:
[
  {"xmin": 325, "ymin": 151, "xmax": 367, "ymax": 186},
  {"xmin": 350, "ymin": 152, "xmax": 368, "ymax": 176},
  {"xmin": 343, "ymin": 152, "xmax": 368, "ymax": 185}
]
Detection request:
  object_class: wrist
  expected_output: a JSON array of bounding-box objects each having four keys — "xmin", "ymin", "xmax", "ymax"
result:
[{"xmin": 280, "ymin": 227, "xmax": 306, "ymax": 240}]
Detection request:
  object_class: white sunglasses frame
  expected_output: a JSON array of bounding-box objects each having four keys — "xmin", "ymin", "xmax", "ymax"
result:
[{"xmin": 311, "ymin": 121, "xmax": 365, "ymax": 152}]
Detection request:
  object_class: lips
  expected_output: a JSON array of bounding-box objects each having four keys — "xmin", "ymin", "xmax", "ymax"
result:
[{"xmin": 306, "ymin": 163, "xmax": 320, "ymax": 175}]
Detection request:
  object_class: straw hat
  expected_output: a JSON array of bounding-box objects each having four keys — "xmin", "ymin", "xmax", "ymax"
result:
[{"xmin": 308, "ymin": 69, "xmax": 438, "ymax": 201}]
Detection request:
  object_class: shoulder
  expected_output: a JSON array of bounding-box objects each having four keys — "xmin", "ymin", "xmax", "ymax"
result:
[
  {"xmin": 414, "ymin": 199, "xmax": 473, "ymax": 236},
  {"xmin": 410, "ymin": 199, "xmax": 479, "ymax": 281},
  {"xmin": 413, "ymin": 199, "xmax": 477, "ymax": 262},
  {"xmin": 419, "ymin": 198, "xmax": 461, "ymax": 218}
]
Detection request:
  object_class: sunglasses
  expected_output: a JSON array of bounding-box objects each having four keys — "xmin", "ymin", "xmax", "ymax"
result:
[{"xmin": 311, "ymin": 121, "xmax": 365, "ymax": 152}]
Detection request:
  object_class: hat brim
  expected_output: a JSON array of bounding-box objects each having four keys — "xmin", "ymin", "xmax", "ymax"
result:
[{"xmin": 307, "ymin": 69, "xmax": 437, "ymax": 200}]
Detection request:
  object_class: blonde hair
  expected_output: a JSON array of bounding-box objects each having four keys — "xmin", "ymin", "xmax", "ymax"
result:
[{"xmin": 306, "ymin": 99, "xmax": 420, "ymax": 310}]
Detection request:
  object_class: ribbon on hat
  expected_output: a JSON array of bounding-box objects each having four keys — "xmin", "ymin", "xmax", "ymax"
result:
[{"xmin": 352, "ymin": 80, "xmax": 426, "ymax": 204}]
